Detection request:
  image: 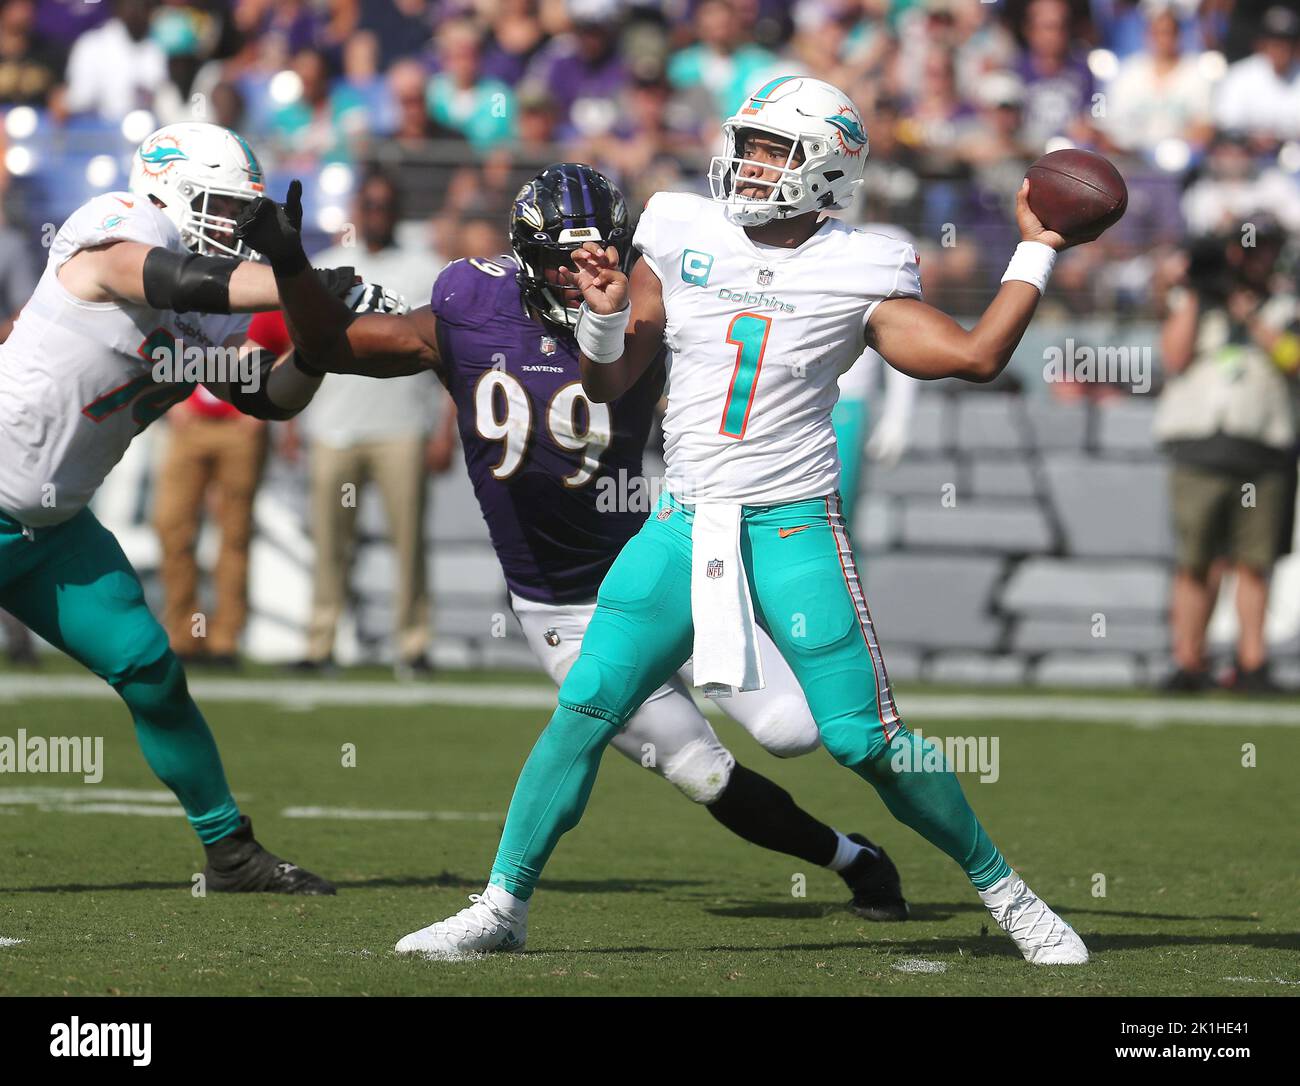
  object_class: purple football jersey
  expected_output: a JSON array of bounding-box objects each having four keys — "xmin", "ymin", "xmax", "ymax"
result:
[{"xmin": 432, "ymin": 255, "xmax": 662, "ymax": 604}]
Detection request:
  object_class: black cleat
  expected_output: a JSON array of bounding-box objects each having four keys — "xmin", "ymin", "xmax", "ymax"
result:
[
  {"xmin": 287, "ymin": 657, "xmax": 336, "ymax": 676},
  {"xmin": 202, "ymin": 816, "xmax": 336, "ymax": 895},
  {"xmin": 394, "ymin": 654, "xmax": 435, "ymax": 681},
  {"xmin": 1221, "ymin": 661, "xmax": 1285, "ymax": 695},
  {"xmin": 1159, "ymin": 667, "xmax": 1212, "ymax": 693},
  {"xmin": 840, "ymin": 833, "xmax": 908, "ymax": 921}
]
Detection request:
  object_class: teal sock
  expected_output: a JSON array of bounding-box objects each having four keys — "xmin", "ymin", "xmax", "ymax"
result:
[
  {"xmin": 112, "ymin": 652, "xmax": 241, "ymax": 844},
  {"xmin": 854, "ymin": 725, "xmax": 1011, "ymax": 890},
  {"xmin": 490, "ymin": 704, "xmax": 618, "ymax": 900}
]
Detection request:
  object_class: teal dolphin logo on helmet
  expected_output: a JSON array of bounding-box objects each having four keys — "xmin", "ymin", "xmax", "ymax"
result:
[
  {"xmin": 826, "ymin": 112, "xmax": 868, "ymax": 154},
  {"xmin": 140, "ymin": 145, "xmax": 190, "ymax": 165}
]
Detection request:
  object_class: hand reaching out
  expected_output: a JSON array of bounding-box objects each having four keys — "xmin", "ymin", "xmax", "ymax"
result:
[{"xmin": 234, "ymin": 179, "xmax": 308, "ymax": 272}]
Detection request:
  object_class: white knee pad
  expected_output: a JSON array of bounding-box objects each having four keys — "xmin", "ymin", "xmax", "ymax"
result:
[
  {"xmin": 745, "ymin": 697, "xmax": 821, "ymax": 759},
  {"xmin": 661, "ymin": 738, "xmax": 736, "ymax": 805}
]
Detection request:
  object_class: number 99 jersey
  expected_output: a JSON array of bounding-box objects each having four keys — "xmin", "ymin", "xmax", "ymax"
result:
[
  {"xmin": 634, "ymin": 191, "xmax": 921, "ymax": 506},
  {"xmin": 430, "ymin": 254, "xmax": 664, "ymax": 605}
]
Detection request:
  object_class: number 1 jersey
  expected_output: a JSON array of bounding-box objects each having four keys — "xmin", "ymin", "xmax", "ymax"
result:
[{"xmin": 634, "ymin": 191, "xmax": 922, "ymax": 506}]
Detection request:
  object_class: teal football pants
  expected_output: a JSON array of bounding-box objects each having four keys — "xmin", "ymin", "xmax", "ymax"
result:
[
  {"xmin": 491, "ymin": 493, "xmax": 1010, "ymax": 898},
  {"xmin": 0, "ymin": 508, "xmax": 241, "ymax": 843}
]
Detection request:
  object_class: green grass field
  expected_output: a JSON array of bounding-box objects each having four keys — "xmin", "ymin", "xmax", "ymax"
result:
[{"xmin": 1, "ymin": 681, "xmax": 1297, "ymax": 996}]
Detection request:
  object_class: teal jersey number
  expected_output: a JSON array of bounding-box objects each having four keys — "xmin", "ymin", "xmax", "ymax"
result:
[
  {"xmin": 81, "ymin": 329, "xmax": 193, "ymax": 427},
  {"xmin": 719, "ymin": 312, "xmax": 771, "ymax": 439}
]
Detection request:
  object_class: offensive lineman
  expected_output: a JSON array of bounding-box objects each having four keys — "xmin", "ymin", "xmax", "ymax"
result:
[
  {"xmin": 385, "ymin": 77, "xmax": 1104, "ymax": 962},
  {"xmin": 0, "ymin": 122, "xmax": 369, "ymax": 893}
]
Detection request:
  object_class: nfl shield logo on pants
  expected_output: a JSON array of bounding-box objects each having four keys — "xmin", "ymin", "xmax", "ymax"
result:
[
  {"xmin": 706, "ymin": 558, "xmax": 724, "ymax": 579},
  {"xmin": 544, "ymin": 627, "xmax": 561, "ymax": 646}
]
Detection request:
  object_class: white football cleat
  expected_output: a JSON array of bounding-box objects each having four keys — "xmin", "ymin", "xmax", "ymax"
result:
[
  {"xmin": 394, "ymin": 884, "xmax": 528, "ymax": 959},
  {"xmin": 979, "ymin": 874, "xmax": 1089, "ymax": 965}
]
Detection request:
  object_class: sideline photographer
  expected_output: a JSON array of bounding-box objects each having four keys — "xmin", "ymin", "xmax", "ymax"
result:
[{"xmin": 1155, "ymin": 217, "xmax": 1299, "ymax": 693}]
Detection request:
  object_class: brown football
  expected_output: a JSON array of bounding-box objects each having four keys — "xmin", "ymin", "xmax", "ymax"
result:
[{"xmin": 1025, "ymin": 148, "xmax": 1128, "ymax": 239}]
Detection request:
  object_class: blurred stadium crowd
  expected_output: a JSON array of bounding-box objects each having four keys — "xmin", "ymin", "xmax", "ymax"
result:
[
  {"xmin": 0, "ymin": 0, "xmax": 1298, "ymax": 315},
  {"xmin": 1, "ymin": 0, "xmax": 1298, "ymax": 690}
]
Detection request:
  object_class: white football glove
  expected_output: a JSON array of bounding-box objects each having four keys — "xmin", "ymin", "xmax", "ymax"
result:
[
  {"xmin": 865, "ymin": 411, "xmax": 909, "ymax": 466},
  {"xmin": 866, "ymin": 359, "xmax": 919, "ymax": 467},
  {"xmin": 345, "ymin": 282, "xmax": 410, "ymax": 315}
]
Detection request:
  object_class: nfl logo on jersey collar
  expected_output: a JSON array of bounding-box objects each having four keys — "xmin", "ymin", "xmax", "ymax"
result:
[
  {"xmin": 540, "ymin": 336, "xmax": 557, "ymax": 355},
  {"xmin": 757, "ymin": 267, "xmax": 774, "ymax": 286}
]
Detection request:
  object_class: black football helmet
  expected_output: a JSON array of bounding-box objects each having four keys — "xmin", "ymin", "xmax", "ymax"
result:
[{"xmin": 510, "ymin": 162, "xmax": 630, "ymax": 331}]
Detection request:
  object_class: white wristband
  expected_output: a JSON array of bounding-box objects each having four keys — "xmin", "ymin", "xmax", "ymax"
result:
[
  {"xmin": 575, "ymin": 301, "xmax": 630, "ymax": 364},
  {"xmin": 1001, "ymin": 241, "xmax": 1057, "ymax": 295}
]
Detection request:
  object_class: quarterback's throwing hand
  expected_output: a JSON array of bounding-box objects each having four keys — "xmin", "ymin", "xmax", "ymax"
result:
[
  {"xmin": 567, "ymin": 242, "xmax": 627, "ymax": 314},
  {"xmin": 1014, "ymin": 180, "xmax": 1069, "ymax": 252}
]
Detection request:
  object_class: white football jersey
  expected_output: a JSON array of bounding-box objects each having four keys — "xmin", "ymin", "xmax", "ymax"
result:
[
  {"xmin": 634, "ymin": 192, "xmax": 921, "ymax": 506},
  {"xmin": 0, "ymin": 193, "xmax": 249, "ymax": 527},
  {"xmin": 837, "ymin": 223, "xmax": 917, "ymax": 402}
]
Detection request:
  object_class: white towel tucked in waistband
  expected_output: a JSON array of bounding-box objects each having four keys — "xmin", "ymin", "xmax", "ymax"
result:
[{"xmin": 690, "ymin": 502, "xmax": 765, "ymax": 694}]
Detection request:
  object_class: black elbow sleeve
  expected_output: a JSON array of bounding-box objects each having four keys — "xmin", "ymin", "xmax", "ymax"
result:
[
  {"xmin": 227, "ymin": 350, "xmax": 302, "ymax": 420},
  {"xmin": 142, "ymin": 247, "xmax": 239, "ymax": 314}
]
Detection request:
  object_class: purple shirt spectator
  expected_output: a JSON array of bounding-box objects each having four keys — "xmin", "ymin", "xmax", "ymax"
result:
[
  {"xmin": 358, "ymin": 0, "xmax": 435, "ymax": 67},
  {"xmin": 527, "ymin": 33, "xmax": 627, "ymax": 140},
  {"xmin": 256, "ymin": 1, "xmax": 329, "ymax": 57},
  {"xmin": 33, "ymin": 0, "xmax": 108, "ymax": 49},
  {"xmin": 1016, "ymin": 51, "xmax": 1095, "ymax": 144},
  {"xmin": 1015, "ymin": 0, "xmax": 1097, "ymax": 146}
]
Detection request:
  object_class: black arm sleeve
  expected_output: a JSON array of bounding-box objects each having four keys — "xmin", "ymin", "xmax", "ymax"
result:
[
  {"xmin": 142, "ymin": 247, "xmax": 239, "ymax": 314},
  {"xmin": 226, "ymin": 349, "xmax": 309, "ymax": 421}
]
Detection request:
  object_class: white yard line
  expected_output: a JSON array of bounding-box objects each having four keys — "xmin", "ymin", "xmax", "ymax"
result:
[
  {"xmin": 0, "ymin": 787, "xmax": 499, "ymax": 824},
  {"xmin": 281, "ymin": 806, "xmax": 501, "ymax": 822},
  {"xmin": 49, "ymin": 803, "xmax": 186, "ymax": 817},
  {"xmin": 893, "ymin": 958, "xmax": 948, "ymax": 974},
  {"xmin": 0, "ymin": 787, "xmax": 176, "ymax": 805},
  {"xmin": 1, "ymin": 674, "xmax": 1297, "ymax": 726}
]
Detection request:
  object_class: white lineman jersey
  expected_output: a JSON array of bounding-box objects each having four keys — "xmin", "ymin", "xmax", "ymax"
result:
[
  {"xmin": 0, "ymin": 193, "xmax": 249, "ymax": 527},
  {"xmin": 633, "ymin": 192, "xmax": 922, "ymax": 506}
]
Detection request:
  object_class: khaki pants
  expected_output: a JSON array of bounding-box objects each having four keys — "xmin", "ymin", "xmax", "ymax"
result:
[
  {"xmin": 307, "ymin": 436, "xmax": 430, "ymax": 662},
  {"xmin": 154, "ymin": 415, "xmax": 267, "ymax": 656},
  {"xmin": 1170, "ymin": 461, "xmax": 1288, "ymax": 576}
]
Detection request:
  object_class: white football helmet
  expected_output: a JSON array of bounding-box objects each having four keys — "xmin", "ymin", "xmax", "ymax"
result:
[
  {"xmin": 128, "ymin": 122, "xmax": 266, "ymax": 258},
  {"xmin": 708, "ymin": 75, "xmax": 869, "ymax": 227}
]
